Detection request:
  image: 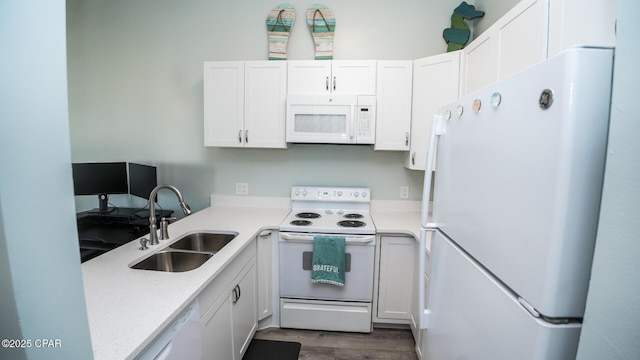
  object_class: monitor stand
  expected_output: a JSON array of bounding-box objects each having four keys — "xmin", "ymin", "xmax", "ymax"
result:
[{"xmin": 88, "ymin": 194, "xmax": 117, "ymax": 214}]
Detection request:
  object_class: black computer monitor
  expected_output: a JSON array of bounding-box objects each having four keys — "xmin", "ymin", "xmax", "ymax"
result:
[
  {"xmin": 72, "ymin": 162, "xmax": 128, "ymax": 213},
  {"xmin": 128, "ymin": 163, "xmax": 157, "ymax": 200}
]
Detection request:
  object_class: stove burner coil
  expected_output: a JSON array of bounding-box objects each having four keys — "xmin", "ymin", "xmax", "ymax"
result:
[
  {"xmin": 296, "ymin": 212, "xmax": 321, "ymax": 219},
  {"xmin": 343, "ymin": 213, "xmax": 364, "ymax": 219},
  {"xmin": 337, "ymin": 220, "xmax": 366, "ymax": 228},
  {"xmin": 290, "ymin": 220, "xmax": 313, "ymax": 226}
]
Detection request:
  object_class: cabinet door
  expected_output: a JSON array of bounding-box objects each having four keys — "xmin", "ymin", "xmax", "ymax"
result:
[
  {"xmin": 201, "ymin": 292, "xmax": 233, "ymax": 360},
  {"xmin": 204, "ymin": 62, "xmax": 245, "ymax": 147},
  {"xmin": 287, "ymin": 60, "xmax": 332, "ymax": 94},
  {"xmin": 462, "ymin": 30, "xmax": 498, "ymax": 95},
  {"xmin": 374, "ymin": 61, "xmax": 413, "ymax": 151},
  {"xmin": 377, "ymin": 236, "xmax": 416, "ymax": 321},
  {"xmin": 331, "ymin": 60, "xmax": 376, "ymax": 95},
  {"xmin": 405, "ymin": 52, "xmax": 461, "ymax": 170},
  {"xmin": 496, "ymin": 0, "xmax": 548, "ymax": 80},
  {"xmin": 256, "ymin": 230, "xmax": 274, "ymax": 321},
  {"xmin": 232, "ymin": 262, "xmax": 257, "ymax": 359},
  {"xmin": 244, "ymin": 62, "xmax": 287, "ymax": 148},
  {"xmin": 462, "ymin": 0, "xmax": 548, "ymax": 95}
]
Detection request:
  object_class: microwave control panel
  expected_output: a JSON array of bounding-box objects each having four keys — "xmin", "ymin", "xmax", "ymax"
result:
[{"xmin": 356, "ymin": 96, "xmax": 376, "ymax": 143}]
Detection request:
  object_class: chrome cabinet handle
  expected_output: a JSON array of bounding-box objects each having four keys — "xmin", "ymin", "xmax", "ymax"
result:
[
  {"xmin": 405, "ymin": 132, "xmax": 409, "ymax": 146},
  {"xmin": 259, "ymin": 230, "xmax": 272, "ymax": 239},
  {"xmin": 333, "ymin": 76, "xmax": 336, "ymax": 91},
  {"xmin": 245, "ymin": 130, "xmax": 248, "ymax": 143},
  {"xmin": 238, "ymin": 130, "xmax": 242, "ymax": 143},
  {"xmin": 325, "ymin": 76, "xmax": 329, "ymax": 91},
  {"xmin": 232, "ymin": 284, "xmax": 242, "ymax": 304},
  {"xmin": 232, "ymin": 284, "xmax": 241, "ymax": 304},
  {"xmin": 411, "ymin": 151, "xmax": 416, "ymax": 165}
]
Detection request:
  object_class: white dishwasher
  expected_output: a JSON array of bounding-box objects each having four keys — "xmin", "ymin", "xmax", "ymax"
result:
[{"xmin": 136, "ymin": 300, "xmax": 202, "ymax": 360}]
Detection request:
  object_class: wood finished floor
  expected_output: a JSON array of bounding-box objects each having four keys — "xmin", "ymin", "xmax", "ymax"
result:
[{"xmin": 253, "ymin": 327, "xmax": 418, "ymax": 360}]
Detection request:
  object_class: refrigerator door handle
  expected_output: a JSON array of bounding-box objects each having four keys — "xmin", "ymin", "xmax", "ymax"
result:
[
  {"xmin": 421, "ymin": 114, "xmax": 446, "ymax": 227},
  {"xmin": 419, "ymin": 227, "xmax": 438, "ymax": 329}
]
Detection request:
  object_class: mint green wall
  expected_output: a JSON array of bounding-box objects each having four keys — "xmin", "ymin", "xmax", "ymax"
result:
[
  {"xmin": 66, "ymin": 0, "xmax": 463, "ymax": 212},
  {"xmin": 0, "ymin": 1, "xmax": 93, "ymax": 359}
]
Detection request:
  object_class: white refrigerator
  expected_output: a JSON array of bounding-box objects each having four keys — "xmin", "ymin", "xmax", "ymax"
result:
[{"xmin": 417, "ymin": 47, "xmax": 614, "ymax": 359}]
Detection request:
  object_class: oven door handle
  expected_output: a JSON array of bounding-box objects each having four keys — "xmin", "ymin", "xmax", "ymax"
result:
[{"xmin": 280, "ymin": 233, "xmax": 375, "ymax": 244}]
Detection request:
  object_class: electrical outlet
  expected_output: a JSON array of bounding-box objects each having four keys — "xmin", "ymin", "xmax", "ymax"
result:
[
  {"xmin": 400, "ymin": 186, "xmax": 410, "ymax": 199},
  {"xmin": 236, "ymin": 183, "xmax": 249, "ymax": 195}
]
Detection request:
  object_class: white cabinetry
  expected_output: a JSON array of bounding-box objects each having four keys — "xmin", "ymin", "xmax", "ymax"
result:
[
  {"xmin": 463, "ymin": 0, "xmax": 616, "ymax": 96},
  {"xmin": 410, "ymin": 232, "xmax": 431, "ymax": 359},
  {"xmin": 405, "ymin": 52, "xmax": 461, "ymax": 170},
  {"xmin": 463, "ymin": 0, "xmax": 548, "ymax": 95},
  {"xmin": 204, "ymin": 61, "xmax": 287, "ymax": 148},
  {"xmin": 287, "ymin": 60, "xmax": 376, "ymax": 95},
  {"xmin": 375, "ymin": 235, "xmax": 416, "ymax": 323},
  {"xmin": 257, "ymin": 230, "xmax": 275, "ymax": 321},
  {"xmin": 200, "ymin": 241, "xmax": 257, "ymax": 360},
  {"xmin": 374, "ymin": 61, "xmax": 413, "ymax": 151},
  {"xmin": 547, "ymin": 0, "xmax": 616, "ymax": 58}
]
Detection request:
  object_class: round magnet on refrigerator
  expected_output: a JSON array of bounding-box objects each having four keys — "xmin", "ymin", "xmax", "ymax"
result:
[
  {"xmin": 491, "ymin": 92, "xmax": 502, "ymax": 108},
  {"xmin": 472, "ymin": 99, "xmax": 481, "ymax": 112},
  {"xmin": 456, "ymin": 105, "xmax": 464, "ymax": 118}
]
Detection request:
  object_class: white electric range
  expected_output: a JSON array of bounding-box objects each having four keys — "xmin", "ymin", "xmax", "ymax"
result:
[{"xmin": 278, "ymin": 186, "xmax": 376, "ymax": 333}]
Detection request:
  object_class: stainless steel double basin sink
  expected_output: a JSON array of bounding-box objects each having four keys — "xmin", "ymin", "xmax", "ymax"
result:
[{"xmin": 130, "ymin": 231, "xmax": 238, "ymax": 272}]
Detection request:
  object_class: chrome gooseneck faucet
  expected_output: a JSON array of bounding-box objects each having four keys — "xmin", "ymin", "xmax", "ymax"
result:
[{"xmin": 148, "ymin": 185, "xmax": 192, "ymax": 245}]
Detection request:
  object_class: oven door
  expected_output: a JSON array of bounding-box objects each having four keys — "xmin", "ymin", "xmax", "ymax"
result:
[{"xmin": 279, "ymin": 232, "xmax": 375, "ymax": 302}]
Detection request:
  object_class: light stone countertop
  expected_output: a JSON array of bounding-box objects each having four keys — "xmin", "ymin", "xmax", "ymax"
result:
[{"xmin": 81, "ymin": 195, "xmax": 423, "ymax": 360}]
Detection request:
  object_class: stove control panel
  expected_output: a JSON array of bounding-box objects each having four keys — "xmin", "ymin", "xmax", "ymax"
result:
[{"xmin": 291, "ymin": 186, "xmax": 370, "ymax": 202}]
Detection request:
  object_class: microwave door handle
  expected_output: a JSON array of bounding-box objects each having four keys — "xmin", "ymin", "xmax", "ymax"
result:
[{"xmin": 350, "ymin": 107, "xmax": 356, "ymax": 140}]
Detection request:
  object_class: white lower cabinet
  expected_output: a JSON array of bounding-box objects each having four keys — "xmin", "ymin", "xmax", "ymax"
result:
[
  {"xmin": 257, "ymin": 230, "xmax": 275, "ymax": 321},
  {"xmin": 232, "ymin": 262, "xmax": 257, "ymax": 358},
  {"xmin": 410, "ymin": 233, "xmax": 431, "ymax": 359},
  {"xmin": 375, "ymin": 235, "xmax": 416, "ymax": 323},
  {"xmin": 201, "ymin": 293, "xmax": 234, "ymax": 360},
  {"xmin": 200, "ymin": 240, "xmax": 257, "ymax": 360}
]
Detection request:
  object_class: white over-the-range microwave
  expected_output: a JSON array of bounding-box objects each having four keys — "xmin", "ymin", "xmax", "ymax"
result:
[{"xmin": 286, "ymin": 94, "xmax": 376, "ymax": 144}]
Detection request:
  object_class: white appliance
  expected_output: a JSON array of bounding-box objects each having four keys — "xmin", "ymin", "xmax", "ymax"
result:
[
  {"xmin": 279, "ymin": 186, "xmax": 376, "ymax": 333},
  {"xmin": 416, "ymin": 47, "xmax": 614, "ymax": 359},
  {"xmin": 286, "ymin": 95, "xmax": 376, "ymax": 144},
  {"xmin": 137, "ymin": 300, "xmax": 202, "ymax": 360}
]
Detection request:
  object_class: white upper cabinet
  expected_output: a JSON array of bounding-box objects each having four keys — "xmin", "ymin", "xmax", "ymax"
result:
[
  {"xmin": 244, "ymin": 61, "xmax": 287, "ymax": 148},
  {"xmin": 405, "ymin": 51, "xmax": 461, "ymax": 171},
  {"xmin": 204, "ymin": 61, "xmax": 287, "ymax": 148},
  {"xmin": 462, "ymin": 0, "xmax": 615, "ymax": 96},
  {"xmin": 204, "ymin": 62, "xmax": 245, "ymax": 147},
  {"xmin": 375, "ymin": 61, "xmax": 413, "ymax": 151},
  {"xmin": 463, "ymin": 0, "xmax": 548, "ymax": 95},
  {"xmin": 547, "ymin": 0, "xmax": 616, "ymax": 58},
  {"xmin": 287, "ymin": 60, "xmax": 376, "ymax": 95}
]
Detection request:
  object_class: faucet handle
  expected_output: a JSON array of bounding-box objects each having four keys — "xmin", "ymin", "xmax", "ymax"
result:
[
  {"xmin": 159, "ymin": 217, "xmax": 177, "ymax": 240},
  {"xmin": 139, "ymin": 238, "xmax": 149, "ymax": 250}
]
